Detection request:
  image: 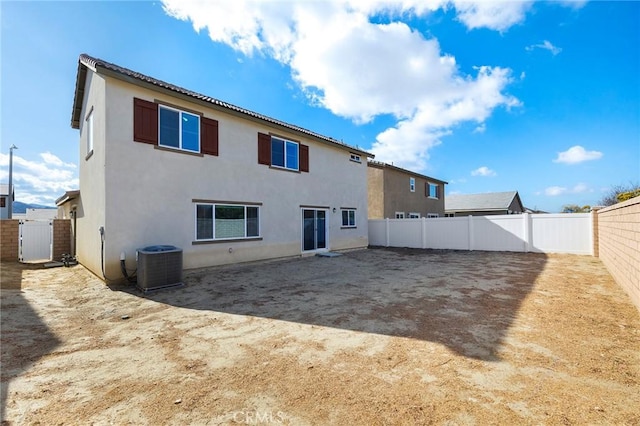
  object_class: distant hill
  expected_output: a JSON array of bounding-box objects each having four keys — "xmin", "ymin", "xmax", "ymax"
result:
[{"xmin": 13, "ymin": 201, "xmax": 56, "ymax": 214}]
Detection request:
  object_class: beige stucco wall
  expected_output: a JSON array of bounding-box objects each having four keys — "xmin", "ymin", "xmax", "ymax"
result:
[
  {"xmin": 368, "ymin": 166, "xmax": 444, "ymax": 219},
  {"xmin": 75, "ymin": 75, "xmax": 369, "ymax": 279},
  {"xmin": 597, "ymin": 197, "xmax": 640, "ymax": 312},
  {"xmin": 367, "ymin": 166, "xmax": 384, "ymax": 219}
]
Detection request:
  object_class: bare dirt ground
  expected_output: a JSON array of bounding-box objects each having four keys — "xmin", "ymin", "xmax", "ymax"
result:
[{"xmin": 1, "ymin": 248, "xmax": 639, "ymax": 425}]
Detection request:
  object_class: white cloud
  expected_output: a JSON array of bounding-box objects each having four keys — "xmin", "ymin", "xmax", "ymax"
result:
[
  {"xmin": 162, "ymin": 1, "xmax": 574, "ymax": 172},
  {"xmin": 473, "ymin": 123, "xmax": 486, "ymax": 133},
  {"xmin": 0, "ymin": 153, "xmax": 78, "ymax": 205},
  {"xmin": 526, "ymin": 40, "xmax": 562, "ymax": 55},
  {"xmin": 452, "ymin": 0, "xmax": 533, "ymax": 32},
  {"xmin": 40, "ymin": 152, "xmax": 77, "ymax": 168},
  {"xmin": 554, "ymin": 145, "xmax": 603, "ymax": 164},
  {"xmin": 543, "ymin": 183, "xmax": 591, "ymax": 196},
  {"xmin": 471, "ymin": 166, "xmax": 497, "ymax": 177}
]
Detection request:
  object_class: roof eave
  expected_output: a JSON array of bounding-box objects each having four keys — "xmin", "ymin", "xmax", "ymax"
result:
[{"xmin": 74, "ymin": 54, "xmax": 373, "ymax": 158}]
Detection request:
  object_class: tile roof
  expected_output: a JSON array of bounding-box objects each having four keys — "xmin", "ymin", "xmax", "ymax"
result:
[
  {"xmin": 71, "ymin": 54, "xmax": 373, "ymax": 157},
  {"xmin": 367, "ymin": 160, "xmax": 448, "ymax": 184},
  {"xmin": 445, "ymin": 191, "xmax": 521, "ymax": 212}
]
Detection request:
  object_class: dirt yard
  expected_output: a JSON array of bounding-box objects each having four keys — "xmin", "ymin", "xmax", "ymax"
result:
[{"xmin": 1, "ymin": 248, "xmax": 639, "ymax": 425}]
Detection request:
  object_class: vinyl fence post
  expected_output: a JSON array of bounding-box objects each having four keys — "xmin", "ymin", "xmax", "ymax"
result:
[
  {"xmin": 385, "ymin": 218, "xmax": 390, "ymax": 247},
  {"xmin": 421, "ymin": 217, "xmax": 427, "ymax": 249},
  {"xmin": 468, "ymin": 215, "xmax": 474, "ymax": 251},
  {"xmin": 523, "ymin": 212, "xmax": 532, "ymax": 253}
]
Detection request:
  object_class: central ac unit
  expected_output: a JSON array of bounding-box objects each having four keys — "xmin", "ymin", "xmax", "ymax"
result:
[{"xmin": 136, "ymin": 245, "xmax": 183, "ymax": 292}]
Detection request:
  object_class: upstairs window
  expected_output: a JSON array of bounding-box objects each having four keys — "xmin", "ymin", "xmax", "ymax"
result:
[
  {"xmin": 427, "ymin": 182, "xmax": 440, "ymax": 199},
  {"xmin": 159, "ymin": 105, "xmax": 200, "ymax": 152},
  {"xmin": 133, "ymin": 98, "xmax": 218, "ymax": 156},
  {"xmin": 258, "ymin": 133, "xmax": 309, "ymax": 172},
  {"xmin": 271, "ymin": 137, "xmax": 299, "ymax": 171},
  {"xmin": 350, "ymin": 153, "xmax": 361, "ymax": 163},
  {"xmin": 410, "ymin": 177, "xmax": 416, "ymax": 192},
  {"xmin": 86, "ymin": 108, "xmax": 94, "ymax": 158}
]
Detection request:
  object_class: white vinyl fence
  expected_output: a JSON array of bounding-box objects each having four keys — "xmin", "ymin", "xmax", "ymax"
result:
[
  {"xmin": 19, "ymin": 220, "xmax": 53, "ymax": 262},
  {"xmin": 369, "ymin": 213, "xmax": 593, "ymax": 255}
]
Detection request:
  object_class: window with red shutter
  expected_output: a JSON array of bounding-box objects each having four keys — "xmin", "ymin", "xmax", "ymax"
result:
[
  {"xmin": 133, "ymin": 98, "xmax": 158, "ymax": 145},
  {"xmin": 258, "ymin": 133, "xmax": 271, "ymax": 165},
  {"xmin": 201, "ymin": 117, "xmax": 219, "ymax": 156},
  {"xmin": 299, "ymin": 144, "xmax": 309, "ymax": 173}
]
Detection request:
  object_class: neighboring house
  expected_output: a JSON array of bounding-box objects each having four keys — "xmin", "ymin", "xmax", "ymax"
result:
[
  {"xmin": 0, "ymin": 184, "xmax": 12, "ymax": 219},
  {"xmin": 445, "ymin": 191, "xmax": 524, "ymax": 217},
  {"xmin": 66, "ymin": 54, "xmax": 373, "ymax": 281},
  {"xmin": 367, "ymin": 161, "xmax": 447, "ymax": 219}
]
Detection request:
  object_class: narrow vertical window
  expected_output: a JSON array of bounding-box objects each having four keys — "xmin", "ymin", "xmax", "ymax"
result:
[
  {"xmin": 86, "ymin": 109, "xmax": 94, "ymax": 158},
  {"xmin": 410, "ymin": 177, "xmax": 416, "ymax": 192}
]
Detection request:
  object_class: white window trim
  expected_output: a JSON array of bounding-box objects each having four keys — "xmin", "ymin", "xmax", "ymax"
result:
[
  {"xmin": 195, "ymin": 203, "xmax": 261, "ymax": 241},
  {"xmin": 85, "ymin": 107, "xmax": 94, "ymax": 159},
  {"xmin": 341, "ymin": 209, "xmax": 357, "ymax": 228},
  {"xmin": 159, "ymin": 104, "xmax": 201, "ymax": 153},
  {"xmin": 410, "ymin": 177, "xmax": 416, "ymax": 192},
  {"xmin": 428, "ymin": 182, "xmax": 439, "ymax": 199},
  {"xmin": 271, "ymin": 136, "xmax": 299, "ymax": 171},
  {"xmin": 408, "ymin": 212, "xmax": 421, "ymax": 218},
  {"xmin": 395, "ymin": 212, "xmax": 405, "ymax": 219},
  {"xmin": 427, "ymin": 213, "xmax": 439, "ymax": 218},
  {"xmin": 349, "ymin": 153, "xmax": 361, "ymax": 163}
]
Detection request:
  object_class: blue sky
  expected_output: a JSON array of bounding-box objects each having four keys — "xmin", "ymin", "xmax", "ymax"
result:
[{"xmin": 1, "ymin": 0, "xmax": 638, "ymax": 212}]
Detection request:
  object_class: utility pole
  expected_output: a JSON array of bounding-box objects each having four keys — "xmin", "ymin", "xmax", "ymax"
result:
[{"xmin": 8, "ymin": 144, "xmax": 18, "ymax": 219}]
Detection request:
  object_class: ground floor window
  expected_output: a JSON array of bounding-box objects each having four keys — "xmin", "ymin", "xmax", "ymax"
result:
[
  {"xmin": 409, "ymin": 212, "xmax": 421, "ymax": 218},
  {"xmin": 427, "ymin": 213, "xmax": 439, "ymax": 218},
  {"xmin": 341, "ymin": 209, "xmax": 356, "ymax": 227},
  {"xmin": 395, "ymin": 212, "xmax": 405, "ymax": 219},
  {"xmin": 196, "ymin": 203, "xmax": 260, "ymax": 240}
]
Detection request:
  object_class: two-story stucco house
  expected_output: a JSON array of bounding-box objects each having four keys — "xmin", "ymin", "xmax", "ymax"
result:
[
  {"xmin": 66, "ymin": 54, "xmax": 372, "ymax": 281},
  {"xmin": 367, "ymin": 161, "xmax": 447, "ymax": 219}
]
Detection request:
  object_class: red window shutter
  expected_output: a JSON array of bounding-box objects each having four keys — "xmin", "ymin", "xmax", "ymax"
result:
[
  {"xmin": 200, "ymin": 117, "xmax": 219, "ymax": 156},
  {"xmin": 299, "ymin": 144, "xmax": 309, "ymax": 172},
  {"xmin": 258, "ymin": 133, "xmax": 271, "ymax": 165},
  {"xmin": 133, "ymin": 98, "xmax": 158, "ymax": 145}
]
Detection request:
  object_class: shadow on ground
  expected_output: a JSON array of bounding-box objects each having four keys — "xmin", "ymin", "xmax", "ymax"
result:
[
  {"xmin": 0, "ymin": 263, "xmax": 61, "ymax": 422},
  {"xmin": 126, "ymin": 248, "xmax": 547, "ymax": 362}
]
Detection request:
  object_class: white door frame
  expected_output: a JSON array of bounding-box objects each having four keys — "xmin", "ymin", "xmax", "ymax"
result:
[{"xmin": 301, "ymin": 208, "xmax": 329, "ymax": 253}]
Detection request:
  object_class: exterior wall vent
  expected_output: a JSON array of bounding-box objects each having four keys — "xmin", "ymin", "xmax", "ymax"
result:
[{"xmin": 136, "ymin": 245, "xmax": 183, "ymax": 292}]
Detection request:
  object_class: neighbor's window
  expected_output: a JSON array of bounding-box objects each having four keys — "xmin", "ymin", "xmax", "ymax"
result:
[
  {"xmin": 271, "ymin": 136, "xmax": 299, "ymax": 171},
  {"xmin": 428, "ymin": 182, "xmax": 439, "ymax": 199},
  {"xmin": 0, "ymin": 197, "xmax": 5, "ymax": 208},
  {"xmin": 395, "ymin": 212, "xmax": 405, "ymax": 219},
  {"xmin": 409, "ymin": 213, "xmax": 421, "ymax": 218},
  {"xmin": 159, "ymin": 105, "xmax": 200, "ymax": 152},
  {"xmin": 410, "ymin": 177, "xmax": 415, "ymax": 192},
  {"xmin": 350, "ymin": 153, "xmax": 361, "ymax": 163},
  {"xmin": 86, "ymin": 109, "xmax": 94, "ymax": 156},
  {"xmin": 427, "ymin": 213, "xmax": 439, "ymax": 218},
  {"xmin": 341, "ymin": 209, "xmax": 356, "ymax": 227},
  {"xmin": 196, "ymin": 203, "xmax": 260, "ymax": 240}
]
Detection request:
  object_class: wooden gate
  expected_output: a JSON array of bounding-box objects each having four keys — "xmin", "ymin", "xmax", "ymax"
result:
[{"xmin": 19, "ymin": 220, "xmax": 53, "ymax": 262}]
